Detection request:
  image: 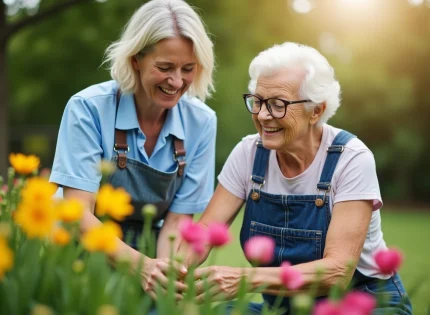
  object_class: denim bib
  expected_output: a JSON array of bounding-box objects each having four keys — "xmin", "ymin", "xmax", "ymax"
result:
[{"xmin": 240, "ymin": 131, "xmax": 356, "ymax": 310}]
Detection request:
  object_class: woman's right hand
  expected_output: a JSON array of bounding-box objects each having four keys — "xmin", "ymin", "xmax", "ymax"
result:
[{"xmin": 141, "ymin": 257, "xmax": 188, "ymax": 301}]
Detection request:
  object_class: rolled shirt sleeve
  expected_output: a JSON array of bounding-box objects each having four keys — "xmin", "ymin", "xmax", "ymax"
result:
[{"xmin": 50, "ymin": 96, "xmax": 103, "ymax": 193}]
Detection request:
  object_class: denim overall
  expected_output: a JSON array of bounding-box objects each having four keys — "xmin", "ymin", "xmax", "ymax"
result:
[
  {"xmin": 106, "ymin": 92, "xmax": 185, "ymax": 249},
  {"xmin": 238, "ymin": 131, "xmax": 412, "ymax": 315}
]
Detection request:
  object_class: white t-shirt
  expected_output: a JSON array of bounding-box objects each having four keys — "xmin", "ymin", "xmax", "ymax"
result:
[{"xmin": 218, "ymin": 124, "xmax": 389, "ymax": 279}]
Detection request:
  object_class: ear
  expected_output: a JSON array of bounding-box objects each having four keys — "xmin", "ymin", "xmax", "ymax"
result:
[
  {"xmin": 131, "ymin": 56, "xmax": 139, "ymax": 71},
  {"xmin": 310, "ymin": 102, "xmax": 326, "ymax": 125}
]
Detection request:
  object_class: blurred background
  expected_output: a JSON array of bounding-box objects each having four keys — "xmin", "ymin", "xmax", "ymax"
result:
[{"xmin": 1, "ymin": 0, "xmax": 429, "ymax": 312}]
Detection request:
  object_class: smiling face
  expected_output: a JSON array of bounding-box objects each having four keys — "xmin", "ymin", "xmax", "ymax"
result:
[
  {"xmin": 252, "ymin": 68, "xmax": 314, "ymax": 150},
  {"xmin": 132, "ymin": 36, "xmax": 198, "ymax": 110}
]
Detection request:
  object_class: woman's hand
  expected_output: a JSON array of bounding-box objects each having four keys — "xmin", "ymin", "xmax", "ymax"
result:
[
  {"xmin": 193, "ymin": 266, "xmax": 244, "ymax": 303},
  {"xmin": 141, "ymin": 257, "xmax": 188, "ymax": 301}
]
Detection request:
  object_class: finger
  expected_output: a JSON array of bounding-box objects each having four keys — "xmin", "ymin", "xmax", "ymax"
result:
[
  {"xmin": 194, "ymin": 278, "xmax": 216, "ymax": 296},
  {"xmin": 156, "ymin": 260, "xmax": 188, "ymax": 279},
  {"xmin": 194, "ymin": 266, "xmax": 212, "ymax": 279},
  {"xmin": 153, "ymin": 284, "xmax": 184, "ymax": 302},
  {"xmin": 151, "ymin": 269, "xmax": 188, "ymax": 292},
  {"xmin": 195, "ymin": 285, "xmax": 222, "ymax": 304}
]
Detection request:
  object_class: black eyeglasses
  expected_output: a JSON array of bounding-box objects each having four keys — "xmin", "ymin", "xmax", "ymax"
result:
[{"xmin": 243, "ymin": 94, "xmax": 311, "ymax": 118}]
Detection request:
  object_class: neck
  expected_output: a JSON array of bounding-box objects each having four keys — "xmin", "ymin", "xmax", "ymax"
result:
[
  {"xmin": 134, "ymin": 89, "xmax": 167, "ymax": 130},
  {"xmin": 276, "ymin": 125, "xmax": 323, "ymax": 178}
]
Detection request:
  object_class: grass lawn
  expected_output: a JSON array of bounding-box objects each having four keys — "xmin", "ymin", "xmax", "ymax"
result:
[{"xmin": 201, "ymin": 209, "xmax": 430, "ymax": 314}]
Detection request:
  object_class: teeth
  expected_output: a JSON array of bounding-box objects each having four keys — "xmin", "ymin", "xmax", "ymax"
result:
[
  {"xmin": 160, "ymin": 87, "xmax": 178, "ymax": 95},
  {"xmin": 263, "ymin": 127, "xmax": 282, "ymax": 132}
]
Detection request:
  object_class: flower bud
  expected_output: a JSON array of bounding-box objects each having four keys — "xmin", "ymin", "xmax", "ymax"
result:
[{"xmin": 141, "ymin": 204, "xmax": 157, "ymax": 220}]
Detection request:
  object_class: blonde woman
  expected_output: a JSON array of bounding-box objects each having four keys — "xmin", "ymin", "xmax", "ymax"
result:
[{"xmin": 50, "ymin": 0, "xmax": 216, "ymax": 298}]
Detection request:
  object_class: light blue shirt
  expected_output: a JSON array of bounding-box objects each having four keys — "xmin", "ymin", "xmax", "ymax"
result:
[{"xmin": 50, "ymin": 80, "xmax": 217, "ymax": 214}]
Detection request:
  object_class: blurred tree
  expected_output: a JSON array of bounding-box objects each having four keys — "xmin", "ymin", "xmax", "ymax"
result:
[
  {"xmin": 0, "ymin": 0, "xmax": 92, "ymax": 178},
  {"xmin": 4, "ymin": 0, "xmax": 430, "ymax": 203}
]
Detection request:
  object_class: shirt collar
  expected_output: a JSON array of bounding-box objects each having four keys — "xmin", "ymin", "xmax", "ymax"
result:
[
  {"xmin": 115, "ymin": 93, "xmax": 140, "ymax": 130},
  {"xmin": 115, "ymin": 93, "xmax": 185, "ymax": 140},
  {"xmin": 162, "ymin": 103, "xmax": 185, "ymax": 140}
]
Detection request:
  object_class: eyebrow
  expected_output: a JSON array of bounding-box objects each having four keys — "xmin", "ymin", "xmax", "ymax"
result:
[{"xmin": 155, "ymin": 61, "xmax": 197, "ymax": 67}]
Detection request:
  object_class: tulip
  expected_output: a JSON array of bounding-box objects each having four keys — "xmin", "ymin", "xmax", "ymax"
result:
[
  {"xmin": 280, "ymin": 261, "xmax": 305, "ymax": 290},
  {"xmin": 179, "ymin": 218, "xmax": 207, "ymax": 245},
  {"xmin": 374, "ymin": 248, "xmax": 403, "ymax": 275},
  {"xmin": 244, "ymin": 235, "xmax": 275, "ymax": 265},
  {"xmin": 339, "ymin": 291, "xmax": 376, "ymax": 315},
  {"xmin": 313, "ymin": 299, "xmax": 340, "ymax": 315},
  {"xmin": 207, "ymin": 222, "xmax": 231, "ymax": 247}
]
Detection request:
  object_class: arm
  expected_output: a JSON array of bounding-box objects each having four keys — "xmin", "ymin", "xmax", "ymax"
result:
[
  {"xmin": 177, "ymin": 183, "xmax": 244, "ymax": 267},
  {"xmin": 157, "ymin": 212, "xmax": 193, "ymax": 259},
  {"xmin": 248, "ymin": 199, "xmax": 373, "ymax": 296},
  {"xmin": 64, "ymin": 187, "xmax": 149, "ymax": 271}
]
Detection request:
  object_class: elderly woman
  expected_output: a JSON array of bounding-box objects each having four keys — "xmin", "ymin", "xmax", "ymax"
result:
[
  {"xmin": 178, "ymin": 42, "xmax": 412, "ymax": 314},
  {"xmin": 49, "ymin": 0, "xmax": 215, "ymax": 297}
]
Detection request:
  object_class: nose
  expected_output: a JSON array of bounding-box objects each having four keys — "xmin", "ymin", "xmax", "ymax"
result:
[
  {"xmin": 258, "ymin": 103, "xmax": 272, "ymax": 121},
  {"xmin": 167, "ymin": 71, "xmax": 183, "ymax": 90}
]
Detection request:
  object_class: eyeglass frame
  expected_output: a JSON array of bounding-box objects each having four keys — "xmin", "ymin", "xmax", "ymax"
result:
[{"xmin": 242, "ymin": 93, "xmax": 311, "ymax": 119}]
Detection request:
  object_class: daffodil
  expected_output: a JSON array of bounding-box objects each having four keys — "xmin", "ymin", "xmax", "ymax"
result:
[
  {"xmin": 96, "ymin": 185, "xmax": 133, "ymax": 221},
  {"xmin": 52, "ymin": 227, "xmax": 71, "ymax": 246},
  {"xmin": 0, "ymin": 236, "xmax": 13, "ymax": 280},
  {"xmin": 56, "ymin": 199, "xmax": 84, "ymax": 223},
  {"xmin": 9, "ymin": 153, "xmax": 40, "ymax": 175},
  {"xmin": 81, "ymin": 221, "xmax": 122, "ymax": 254}
]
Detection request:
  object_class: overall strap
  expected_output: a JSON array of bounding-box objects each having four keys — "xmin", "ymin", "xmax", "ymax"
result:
[
  {"xmin": 317, "ymin": 130, "xmax": 356, "ymax": 192},
  {"xmin": 114, "ymin": 89, "xmax": 129, "ymax": 169},
  {"xmin": 250, "ymin": 139, "xmax": 270, "ymax": 201},
  {"xmin": 173, "ymin": 137, "xmax": 186, "ymax": 177},
  {"xmin": 113, "ymin": 89, "xmax": 186, "ymax": 176}
]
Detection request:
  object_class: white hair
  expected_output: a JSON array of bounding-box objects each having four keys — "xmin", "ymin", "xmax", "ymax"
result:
[
  {"xmin": 104, "ymin": 0, "xmax": 215, "ymax": 101},
  {"xmin": 248, "ymin": 42, "xmax": 341, "ymax": 126}
]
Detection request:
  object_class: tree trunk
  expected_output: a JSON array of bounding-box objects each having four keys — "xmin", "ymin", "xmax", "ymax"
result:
[{"xmin": 0, "ymin": 0, "xmax": 8, "ymax": 179}]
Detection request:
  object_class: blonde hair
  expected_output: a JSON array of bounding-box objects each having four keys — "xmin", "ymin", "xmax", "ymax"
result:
[{"xmin": 104, "ymin": 0, "xmax": 215, "ymax": 101}]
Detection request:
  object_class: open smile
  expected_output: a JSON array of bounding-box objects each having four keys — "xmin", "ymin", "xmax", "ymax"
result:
[{"xmin": 159, "ymin": 86, "xmax": 179, "ymax": 95}]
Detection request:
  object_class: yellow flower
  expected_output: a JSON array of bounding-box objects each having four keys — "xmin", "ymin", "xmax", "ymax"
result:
[
  {"xmin": 20, "ymin": 177, "xmax": 57, "ymax": 204},
  {"xmin": 9, "ymin": 153, "xmax": 40, "ymax": 175},
  {"xmin": 14, "ymin": 202, "xmax": 57, "ymax": 239},
  {"xmin": 96, "ymin": 185, "xmax": 133, "ymax": 221},
  {"xmin": 31, "ymin": 304, "xmax": 53, "ymax": 315},
  {"xmin": 52, "ymin": 227, "xmax": 71, "ymax": 246},
  {"xmin": 56, "ymin": 199, "xmax": 84, "ymax": 223},
  {"xmin": 81, "ymin": 221, "xmax": 122, "ymax": 254},
  {"xmin": 97, "ymin": 305, "xmax": 119, "ymax": 315},
  {"xmin": 0, "ymin": 236, "xmax": 14, "ymax": 280}
]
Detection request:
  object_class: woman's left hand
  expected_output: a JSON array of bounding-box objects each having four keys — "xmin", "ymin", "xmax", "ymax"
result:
[{"xmin": 193, "ymin": 266, "xmax": 244, "ymax": 303}]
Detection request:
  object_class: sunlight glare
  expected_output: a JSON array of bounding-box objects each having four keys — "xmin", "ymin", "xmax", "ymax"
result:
[
  {"xmin": 291, "ymin": 0, "xmax": 313, "ymax": 14},
  {"xmin": 408, "ymin": 0, "xmax": 424, "ymax": 6}
]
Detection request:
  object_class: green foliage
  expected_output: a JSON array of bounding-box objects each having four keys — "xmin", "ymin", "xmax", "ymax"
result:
[{"xmin": 6, "ymin": 0, "xmax": 430, "ymax": 202}]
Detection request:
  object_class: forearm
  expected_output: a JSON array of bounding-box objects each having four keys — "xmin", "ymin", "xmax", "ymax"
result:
[
  {"xmin": 157, "ymin": 212, "xmax": 192, "ymax": 259},
  {"xmin": 248, "ymin": 257, "xmax": 355, "ymax": 297},
  {"xmin": 81, "ymin": 210, "xmax": 147, "ymax": 271}
]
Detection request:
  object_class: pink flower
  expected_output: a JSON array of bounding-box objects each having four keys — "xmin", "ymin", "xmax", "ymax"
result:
[
  {"xmin": 313, "ymin": 300, "xmax": 340, "ymax": 315},
  {"xmin": 244, "ymin": 235, "xmax": 275, "ymax": 265},
  {"xmin": 179, "ymin": 218, "xmax": 207, "ymax": 244},
  {"xmin": 1, "ymin": 185, "xmax": 7, "ymax": 193},
  {"xmin": 374, "ymin": 248, "xmax": 403, "ymax": 275},
  {"xmin": 339, "ymin": 291, "xmax": 376, "ymax": 315},
  {"xmin": 280, "ymin": 261, "xmax": 305, "ymax": 290},
  {"xmin": 207, "ymin": 222, "xmax": 231, "ymax": 247}
]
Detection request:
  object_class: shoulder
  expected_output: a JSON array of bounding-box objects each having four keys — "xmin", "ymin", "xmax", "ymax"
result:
[
  {"xmin": 229, "ymin": 133, "xmax": 260, "ymax": 157},
  {"xmin": 68, "ymin": 81, "xmax": 117, "ymax": 110},
  {"xmin": 325, "ymin": 124, "xmax": 373, "ymax": 156},
  {"xmin": 178, "ymin": 94, "xmax": 216, "ymax": 124}
]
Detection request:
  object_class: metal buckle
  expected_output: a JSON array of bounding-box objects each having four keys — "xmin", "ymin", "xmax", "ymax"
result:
[
  {"xmin": 113, "ymin": 146, "xmax": 130, "ymax": 153},
  {"xmin": 173, "ymin": 152, "xmax": 185, "ymax": 162}
]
